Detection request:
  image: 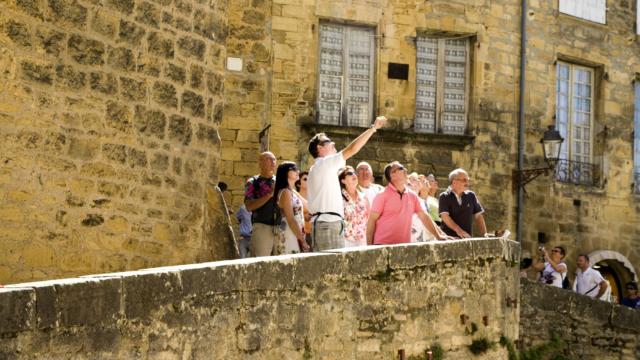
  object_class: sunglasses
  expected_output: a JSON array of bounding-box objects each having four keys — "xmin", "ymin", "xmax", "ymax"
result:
[
  {"xmin": 318, "ymin": 139, "xmax": 332, "ymax": 146},
  {"xmin": 627, "ymin": 287, "xmax": 638, "ymax": 291},
  {"xmin": 392, "ymin": 165, "xmax": 406, "ymax": 172},
  {"xmin": 344, "ymin": 171, "xmax": 356, "ymax": 176},
  {"xmin": 551, "ymin": 249, "xmax": 561, "ymax": 253}
]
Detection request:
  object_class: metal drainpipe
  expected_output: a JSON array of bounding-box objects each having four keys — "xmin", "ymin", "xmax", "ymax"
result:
[{"xmin": 516, "ymin": 0, "xmax": 527, "ymax": 244}]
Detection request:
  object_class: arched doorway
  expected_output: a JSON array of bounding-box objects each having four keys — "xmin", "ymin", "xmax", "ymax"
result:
[{"xmin": 589, "ymin": 250, "xmax": 637, "ymax": 304}]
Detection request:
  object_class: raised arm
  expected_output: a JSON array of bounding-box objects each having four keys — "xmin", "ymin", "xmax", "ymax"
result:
[{"xmin": 342, "ymin": 116, "xmax": 386, "ymax": 161}]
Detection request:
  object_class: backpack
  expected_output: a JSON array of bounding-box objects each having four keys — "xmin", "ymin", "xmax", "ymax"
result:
[{"xmin": 561, "ymin": 272, "xmax": 570, "ymax": 289}]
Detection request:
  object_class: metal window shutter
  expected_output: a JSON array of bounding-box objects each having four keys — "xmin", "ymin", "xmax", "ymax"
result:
[
  {"xmin": 559, "ymin": 0, "xmax": 579, "ymax": 17},
  {"xmin": 585, "ymin": 0, "xmax": 606, "ymax": 24},
  {"xmin": 318, "ymin": 24, "xmax": 344, "ymax": 125},
  {"xmin": 345, "ymin": 27, "xmax": 375, "ymax": 127},
  {"xmin": 415, "ymin": 37, "xmax": 438, "ymax": 133}
]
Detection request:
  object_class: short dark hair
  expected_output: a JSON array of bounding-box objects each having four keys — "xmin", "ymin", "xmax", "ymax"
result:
[
  {"xmin": 383, "ymin": 162, "xmax": 394, "ymax": 183},
  {"xmin": 578, "ymin": 254, "xmax": 590, "ymax": 262},
  {"xmin": 554, "ymin": 246, "xmax": 566, "ymax": 258},
  {"xmin": 308, "ymin": 133, "xmax": 327, "ymax": 158}
]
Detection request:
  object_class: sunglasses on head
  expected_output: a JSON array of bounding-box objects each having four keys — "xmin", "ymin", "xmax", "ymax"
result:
[{"xmin": 318, "ymin": 139, "xmax": 332, "ymax": 146}]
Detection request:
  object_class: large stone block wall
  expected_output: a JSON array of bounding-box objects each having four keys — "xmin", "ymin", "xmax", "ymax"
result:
[
  {"xmin": 519, "ymin": 279, "xmax": 640, "ymax": 359},
  {"xmin": 0, "ymin": 0, "xmax": 235, "ymax": 284},
  {"xmin": 0, "ymin": 239, "xmax": 520, "ymax": 359},
  {"xmin": 519, "ymin": 0, "xmax": 640, "ymax": 273}
]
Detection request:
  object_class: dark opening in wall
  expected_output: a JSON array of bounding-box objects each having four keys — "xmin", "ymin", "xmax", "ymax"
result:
[{"xmin": 388, "ymin": 63, "xmax": 409, "ymax": 80}]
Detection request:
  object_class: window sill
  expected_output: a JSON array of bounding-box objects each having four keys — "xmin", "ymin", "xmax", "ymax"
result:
[
  {"xmin": 557, "ymin": 13, "xmax": 607, "ymax": 28},
  {"xmin": 301, "ymin": 123, "xmax": 475, "ymax": 150}
]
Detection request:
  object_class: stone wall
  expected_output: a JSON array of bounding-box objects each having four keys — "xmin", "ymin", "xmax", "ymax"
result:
[
  {"xmin": 0, "ymin": 0, "xmax": 234, "ymax": 284},
  {"xmin": 519, "ymin": 279, "xmax": 640, "ymax": 359},
  {"xmin": 518, "ymin": 0, "xmax": 640, "ymax": 275},
  {"xmin": 0, "ymin": 239, "xmax": 520, "ymax": 359}
]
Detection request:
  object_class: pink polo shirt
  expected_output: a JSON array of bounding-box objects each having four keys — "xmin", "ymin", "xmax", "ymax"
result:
[{"xmin": 371, "ymin": 184, "xmax": 423, "ymax": 245}]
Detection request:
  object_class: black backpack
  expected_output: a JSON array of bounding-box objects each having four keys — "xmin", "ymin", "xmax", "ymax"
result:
[{"xmin": 562, "ymin": 273, "xmax": 570, "ymax": 289}]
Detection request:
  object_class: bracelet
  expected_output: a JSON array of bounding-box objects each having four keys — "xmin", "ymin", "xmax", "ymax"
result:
[{"xmin": 370, "ymin": 124, "xmax": 377, "ymax": 132}]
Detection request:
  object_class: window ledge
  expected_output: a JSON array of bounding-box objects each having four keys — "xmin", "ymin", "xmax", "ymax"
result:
[{"xmin": 301, "ymin": 123, "xmax": 475, "ymax": 150}]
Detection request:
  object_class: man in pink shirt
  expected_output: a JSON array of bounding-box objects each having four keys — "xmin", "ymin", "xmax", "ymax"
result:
[{"xmin": 366, "ymin": 162, "xmax": 450, "ymax": 245}]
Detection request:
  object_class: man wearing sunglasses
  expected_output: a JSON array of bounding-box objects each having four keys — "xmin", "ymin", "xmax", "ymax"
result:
[
  {"xmin": 438, "ymin": 168, "xmax": 487, "ymax": 238},
  {"xmin": 307, "ymin": 116, "xmax": 387, "ymax": 251},
  {"xmin": 366, "ymin": 161, "xmax": 450, "ymax": 245},
  {"xmin": 621, "ymin": 281, "xmax": 640, "ymax": 308}
]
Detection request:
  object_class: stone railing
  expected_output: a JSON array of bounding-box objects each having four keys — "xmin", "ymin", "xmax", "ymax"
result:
[
  {"xmin": 519, "ymin": 279, "xmax": 640, "ymax": 359},
  {"xmin": 1, "ymin": 238, "xmax": 519, "ymax": 359}
]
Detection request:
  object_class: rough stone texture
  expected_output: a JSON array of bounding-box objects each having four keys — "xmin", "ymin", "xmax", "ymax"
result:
[
  {"xmin": 520, "ymin": 279, "xmax": 640, "ymax": 359},
  {"xmin": 0, "ymin": 239, "xmax": 520, "ymax": 359},
  {"xmin": 217, "ymin": 0, "xmax": 640, "ymax": 287},
  {"xmin": 0, "ymin": 0, "xmax": 234, "ymax": 284}
]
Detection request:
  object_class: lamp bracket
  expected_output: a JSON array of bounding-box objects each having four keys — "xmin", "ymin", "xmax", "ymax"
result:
[{"xmin": 512, "ymin": 165, "xmax": 553, "ymax": 192}]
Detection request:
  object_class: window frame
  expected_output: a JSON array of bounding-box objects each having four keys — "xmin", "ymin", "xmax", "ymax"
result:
[
  {"xmin": 315, "ymin": 21, "xmax": 377, "ymax": 128},
  {"xmin": 555, "ymin": 61, "xmax": 597, "ymax": 184},
  {"xmin": 414, "ymin": 34, "xmax": 471, "ymax": 135}
]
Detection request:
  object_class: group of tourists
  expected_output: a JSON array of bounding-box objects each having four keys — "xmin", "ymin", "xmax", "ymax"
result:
[
  {"xmin": 240, "ymin": 116, "xmax": 487, "ymax": 257},
  {"xmin": 522, "ymin": 245, "xmax": 640, "ymax": 309}
]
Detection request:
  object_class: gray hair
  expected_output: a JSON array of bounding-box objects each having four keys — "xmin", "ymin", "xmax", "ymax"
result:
[
  {"xmin": 356, "ymin": 161, "xmax": 372, "ymax": 172},
  {"xmin": 448, "ymin": 168, "xmax": 468, "ymax": 183}
]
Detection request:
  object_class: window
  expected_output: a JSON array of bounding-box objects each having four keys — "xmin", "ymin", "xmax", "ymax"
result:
[
  {"xmin": 559, "ymin": 0, "xmax": 606, "ymax": 24},
  {"xmin": 415, "ymin": 36, "xmax": 470, "ymax": 135},
  {"xmin": 637, "ymin": 0, "xmax": 640, "ymax": 35},
  {"xmin": 634, "ymin": 81, "xmax": 640, "ymax": 193},
  {"xmin": 317, "ymin": 23, "xmax": 375, "ymax": 127},
  {"xmin": 555, "ymin": 62, "xmax": 595, "ymax": 184}
]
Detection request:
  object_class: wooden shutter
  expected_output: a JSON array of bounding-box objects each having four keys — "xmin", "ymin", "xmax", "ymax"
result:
[
  {"xmin": 318, "ymin": 24, "xmax": 344, "ymax": 125},
  {"xmin": 415, "ymin": 37, "xmax": 438, "ymax": 133},
  {"xmin": 559, "ymin": 0, "xmax": 606, "ymax": 24},
  {"xmin": 441, "ymin": 39, "xmax": 467, "ymax": 135},
  {"xmin": 556, "ymin": 62, "xmax": 570, "ymax": 161},
  {"xmin": 345, "ymin": 27, "xmax": 375, "ymax": 127}
]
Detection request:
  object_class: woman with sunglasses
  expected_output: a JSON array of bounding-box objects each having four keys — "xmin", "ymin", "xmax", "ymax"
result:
[
  {"xmin": 338, "ymin": 166, "xmax": 370, "ymax": 247},
  {"xmin": 531, "ymin": 246, "xmax": 567, "ymax": 288},
  {"xmin": 274, "ymin": 162, "xmax": 310, "ymax": 254}
]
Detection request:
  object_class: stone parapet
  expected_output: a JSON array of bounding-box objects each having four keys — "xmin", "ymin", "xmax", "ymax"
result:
[
  {"xmin": 1, "ymin": 238, "xmax": 519, "ymax": 359},
  {"xmin": 519, "ymin": 279, "xmax": 640, "ymax": 359}
]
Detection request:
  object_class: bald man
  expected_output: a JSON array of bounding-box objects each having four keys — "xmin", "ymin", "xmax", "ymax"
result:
[{"xmin": 244, "ymin": 152, "xmax": 280, "ymax": 256}]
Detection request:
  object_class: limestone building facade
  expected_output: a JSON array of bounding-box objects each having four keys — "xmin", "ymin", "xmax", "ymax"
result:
[{"xmin": 219, "ymin": 0, "xmax": 640, "ymax": 301}]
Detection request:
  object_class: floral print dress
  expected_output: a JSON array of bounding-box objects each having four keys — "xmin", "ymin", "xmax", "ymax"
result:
[
  {"xmin": 342, "ymin": 189, "xmax": 369, "ymax": 247},
  {"xmin": 278, "ymin": 189, "xmax": 304, "ymax": 254}
]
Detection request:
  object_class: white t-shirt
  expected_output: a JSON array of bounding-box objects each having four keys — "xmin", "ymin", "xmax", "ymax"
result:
[
  {"xmin": 573, "ymin": 267, "xmax": 605, "ymax": 299},
  {"xmin": 357, "ymin": 183, "xmax": 384, "ymax": 207},
  {"xmin": 307, "ymin": 152, "xmax": 345, "ymax": 222},
  {"xmin": 539, "ymin": 262, "xmax": 567, "ymax": 288}
]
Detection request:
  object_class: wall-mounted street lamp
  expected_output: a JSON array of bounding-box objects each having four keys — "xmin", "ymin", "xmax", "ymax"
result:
[{"xmin": 513, "ymin": 125, "xmax": 564, "ymax": 190}]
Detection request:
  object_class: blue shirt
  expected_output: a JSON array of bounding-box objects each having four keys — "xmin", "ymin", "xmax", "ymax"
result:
[{"xmin": 235, "ymin": 205, "xmax": 252, "ymax": 238}]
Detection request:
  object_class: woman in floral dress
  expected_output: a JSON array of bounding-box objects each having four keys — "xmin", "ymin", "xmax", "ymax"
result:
[
  {"xmin": 275, "ymin": 162, "xmax": 310, "ymax": 254},
  {"xmin": 338, "ymin": 166, "xmax": 370, "ymax": 247}
]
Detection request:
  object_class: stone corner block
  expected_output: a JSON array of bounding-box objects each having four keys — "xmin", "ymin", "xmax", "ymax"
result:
[
  {"xmin": 433, "ymin": 239, "xmax": 475, "ymax": 263},
  {"xmin": 0, "ymin": 287, "xmax": 36, "ymax": 334}
]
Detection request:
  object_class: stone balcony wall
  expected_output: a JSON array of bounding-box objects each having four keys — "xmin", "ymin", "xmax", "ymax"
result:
[
  {"xmin": 0, "ymin": 0, "xmax": 234, "ymax": 284},
  {"xmin": 0, "ymin": 239, "xmax": 520, "ymax": 359},
  {"xmin": 519, "ymin": 279, "xmax": 640, "ymax": 359}
]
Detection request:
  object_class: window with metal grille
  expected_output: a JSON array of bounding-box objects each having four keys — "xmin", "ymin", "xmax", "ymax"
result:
[
  {"xmin": 559, "ymin": 0, "xmax": 606, "ymax": 24},
  {"xmin": 317, "ymin": 23, "xmax": 375, "ymax": 127},
  {"xmin": 555, "ymin": 62, "xmax": 596, "ymax": 185},
  {"xmin": 634, "ymin": 81, "xmax": 640, "ymax": 193},
  {"xmin": 415, "ymin": 36, "xmax": 469, "ymax": 135}
]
